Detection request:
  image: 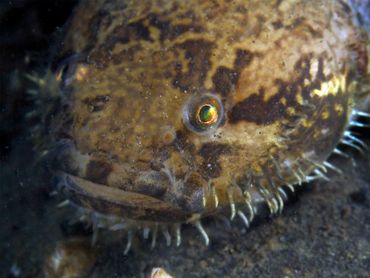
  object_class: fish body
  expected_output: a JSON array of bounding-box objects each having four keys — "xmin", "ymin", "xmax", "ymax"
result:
[{"xmin": 42, "ymin": 0, "xmax": 369, "ymax": 246}]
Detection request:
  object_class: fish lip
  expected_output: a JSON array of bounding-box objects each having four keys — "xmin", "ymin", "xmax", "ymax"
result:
[{"xmin": 55, "ymin": 171, "xmax": 193, "ymax": 222}]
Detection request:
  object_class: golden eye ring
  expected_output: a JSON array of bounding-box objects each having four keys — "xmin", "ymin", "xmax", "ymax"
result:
[{"xmin": 196, "ymin": 104, "xmax": 219, "ymax": 126}]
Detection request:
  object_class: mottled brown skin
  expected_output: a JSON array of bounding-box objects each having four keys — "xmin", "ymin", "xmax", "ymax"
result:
[{"xmin": 49, "ymin": 0, "xmax": 368, "ymax": 224}]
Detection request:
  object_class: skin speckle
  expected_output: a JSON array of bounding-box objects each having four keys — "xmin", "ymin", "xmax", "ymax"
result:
[
  {"xmin": 321, "ymin": 110, "xmax": 330, "ymax": 120},
  {"xmin": 296, "ymin": 94, "xmax": 304, "ymax": 105},
  {"xmin": 335, "ymin": 104, "xmax": 344, "ymax": 114}
]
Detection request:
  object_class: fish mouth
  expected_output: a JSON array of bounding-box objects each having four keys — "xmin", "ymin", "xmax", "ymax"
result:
[
  {"xmin": 51, "ymin": 139, "xmax": 208, "ymax": 222},
  {"xmin": 55, "ymin": 172, "xmax": 196, "ymax": 223}
]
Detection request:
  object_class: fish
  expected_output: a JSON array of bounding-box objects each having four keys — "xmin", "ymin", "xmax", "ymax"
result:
[{"xmin": 33, "ymin": 0, "xmax": 369, "ymax": 253}]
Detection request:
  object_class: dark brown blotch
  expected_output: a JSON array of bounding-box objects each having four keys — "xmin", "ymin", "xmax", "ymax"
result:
[
  {"xmin": 82, "ymin": 9, "xmax": 113, "ymax": 54},
  {"xmin": 286, "ymin": 17, "xmax": 322, "ymax": 38},
  {"xmin": 234, "ymin": 49, "xmax": 254, "ymax": 69},
  {"xmin": 212, "ymin": 67, "xmax": 238, "ymax": 96},
  {"xmin": 229, "ymin": 54, "xmax": 329, "ymax": 125},
  {"xmin": 198, "ymin": 143, "xmax": 232, "ymax": 179},
  {"xmin": 177, "ymin": 173, "xmax": 205, "ymax": 212},
  {"xmin": 350, "ymin": 42, "xmax": 369, "ymax": 76},
  {"xmin": 103, "ymin": 21, "xmax": 152, "ymax": 52},
  {"xmin": 271, "ymin": 20, "xmax": 283, "ymax": 30},
  {"xmin": 85, "ymin": 160, "xmax": 112, "ymax": 185},
  {"xmin": 148, "ymin": 13, "xmax": 203, "ymax": 41},
  {"xmin": 172, "ymin": 39, "xmax": 214, "ymax": 93},
  {"xmin": 169, "ymin": 130, "xmax": 197, "ymax": 166},
  {"xmin": 229, "ymin": 87, "xmax": 286, "ymax": 125},
  {"xmin": 212, "ymin": 49, "xmax": 254, "ymax": 97},
  {"xmin": 134, "ymin": 171, "xmax": 169, "ymax": 198}
]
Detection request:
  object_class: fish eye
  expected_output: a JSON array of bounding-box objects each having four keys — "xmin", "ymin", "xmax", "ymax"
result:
[
  {"xmin": 182, "ymin": 94, "xmax": 224, "ymax": 134},
  {"xmin": 197, "ymin": 104, "xmax": 218, "ymax": 126},
  {"xmin": 54, "ymin": 54, "xmax": 84, "ymax": 88}
]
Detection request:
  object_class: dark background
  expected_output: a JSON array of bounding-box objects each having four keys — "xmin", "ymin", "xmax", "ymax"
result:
[{"xmin": 0, "ymin": 1, "xmax": 369, "ymax": 277}]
